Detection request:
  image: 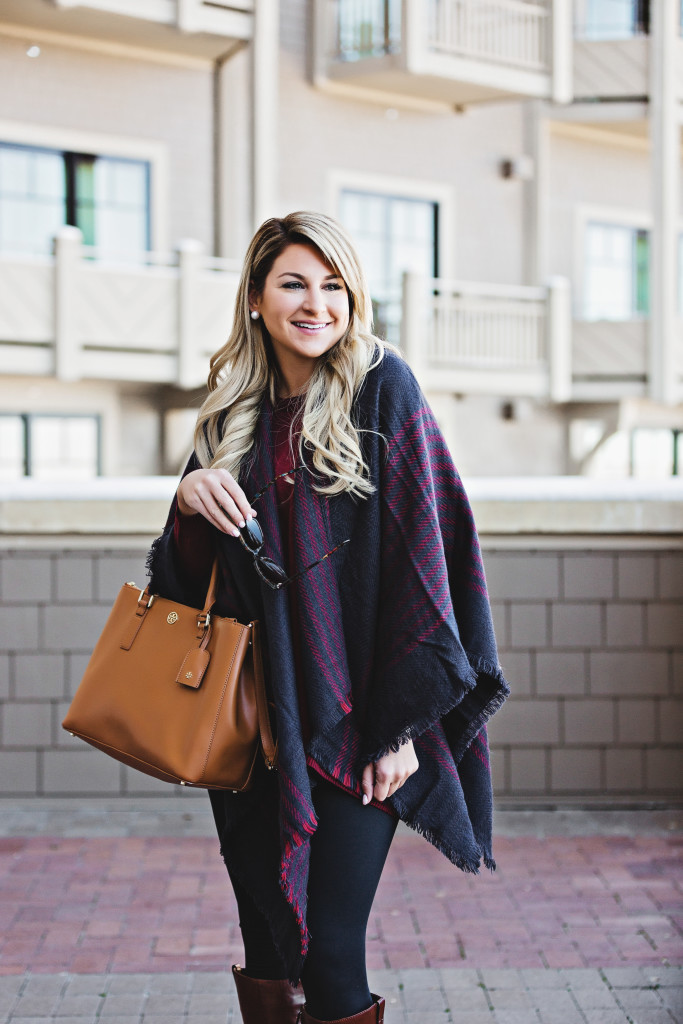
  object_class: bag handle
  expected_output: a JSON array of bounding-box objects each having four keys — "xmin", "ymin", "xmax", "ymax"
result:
[
  {"xmin": 202, "ymin": 560, "xmax": 277, "ymax": 771},
  {"xmin": 196, "ymin": 559, "xmax": 220, "ymax": 635}
]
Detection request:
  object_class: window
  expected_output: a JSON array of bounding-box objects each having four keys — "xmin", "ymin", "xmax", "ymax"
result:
[
  {"xmin": 337, "ymin": 0, "xmax": 401, "ymax": 60},
  {"xmin": 586, "ymin": 428, "xmax": 681, "ymax": 479},
  {"xmin": 577, "ymin": 0, "xmax": 649, "ymax": 40},
  {"xmin": 339, "ymin": 190, "xmax": 439, "ymax": 344},
  {"xmin": 583, "ymin": 222, "xmax": 649, "ymax": 320},
  {"xmin": 0, "ymin": 414, "xmax": 101, "ymax": 480},
  {"xmin": 0, "ymin": 143, "xmax": 150, "ymax": 256}
]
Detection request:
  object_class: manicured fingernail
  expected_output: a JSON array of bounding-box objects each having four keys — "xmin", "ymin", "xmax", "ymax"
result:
[
  {"xmin": 251, "ymin": 509, "xmax": 257, "ymax": 516},
  {"xmin": 239, "ymin": 519, "xmax": 245, "ymax": 528},
  {"xmin": 232, "ymin": 528, "xmax": 240, "ymax": 537},
  {"xmin": 362, "ymin": 794, "xmax": 369, "ymax": 805}
]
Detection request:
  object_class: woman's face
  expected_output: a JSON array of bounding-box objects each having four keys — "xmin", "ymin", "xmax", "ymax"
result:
[{"xmin": 251, "ymin": 243, "xmax": 350, "ymax": 374}]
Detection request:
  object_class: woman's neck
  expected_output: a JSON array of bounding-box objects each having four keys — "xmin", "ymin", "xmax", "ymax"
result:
[
  {"xmin": 276, "ymin": 369, "xmax": 314, "ymax": 400},
  {"xmin": 272, "ymin": 349, "xmax": 319, "ymax": 400}
]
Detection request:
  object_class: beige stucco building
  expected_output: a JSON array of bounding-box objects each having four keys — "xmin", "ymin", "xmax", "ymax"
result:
[{"xmin": 0, "ymin": 0, "xmax": 682, "ymax": 479}]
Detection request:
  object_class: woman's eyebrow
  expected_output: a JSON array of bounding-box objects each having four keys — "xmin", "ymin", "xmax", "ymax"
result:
[{"xmin": 276, "ymin": 271, "xmax": 342, "ymax": 281}]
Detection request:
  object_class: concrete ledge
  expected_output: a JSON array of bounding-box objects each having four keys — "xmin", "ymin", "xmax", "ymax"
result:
[
  {"xmin": 0, "ymin": 478, "xmax": 175, "ymax": 535},
  {"xmin": 1, "ymin": 476, "xmax": 682, "ymax": 535},
  {"xmin": 468, "ymin": 477, "xmax": 683, "ymax": 534}
]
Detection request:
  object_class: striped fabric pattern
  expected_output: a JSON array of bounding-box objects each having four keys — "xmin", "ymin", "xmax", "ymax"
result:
[{"xmin": 148, "ymin": 348, "xmax": 509, "ymax": 983}]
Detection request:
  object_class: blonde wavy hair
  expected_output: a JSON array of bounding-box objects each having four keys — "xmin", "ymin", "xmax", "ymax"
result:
[{"xmin": 194, "ymin": 211, "xmax": 391, "ymax": 497}]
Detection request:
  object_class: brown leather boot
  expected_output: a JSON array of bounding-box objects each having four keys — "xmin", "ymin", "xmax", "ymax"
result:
[
  {"xmin": 232, "ymin": 963, "xmax": 305, "ymax": 1023},
  {"xmin": 297, "ymin": 993, "xmax": 385, "ymax": 1023}
]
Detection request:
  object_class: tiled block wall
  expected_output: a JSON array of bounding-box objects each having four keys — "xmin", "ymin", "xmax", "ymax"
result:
[
  {"xmin": 486, "ymin": 549, "xmax": 683, "ymax": 801},
  {"xmin": 0, "ymin": 544, "xmax": 681, "ymax": 800}
]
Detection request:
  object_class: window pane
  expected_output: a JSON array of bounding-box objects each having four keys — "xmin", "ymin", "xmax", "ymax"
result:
[
  {"xmin": 607, "ymin": 226, "xmax": 631, "ymax": 262},
  {"xmin": 111, "ymin": 160, "xmax": 147, "ymax": 206},
  {"xmin": 340, "ymin": 192, "xmax": 360, "ymax": 233},
  {"xmin": 584, "ymin": 222, "xmax": 644, "ymax": 320},
  {"xmin": 0, "ymin": 145, "xmax": 66, "ymax": 254},
  {"xmin": 33, "ymin": 152, "xmax": 66, "ymax": 199},
  {"xmin": 634, "ymin": 229, "xmax": 649, "ymax": 315},
  {"xmin": 75, "ymin": 155, "xmax": 149, "ymax": 255},
  {"xmin": 583, "ymin": 0, "xmax": 638, "ymax": 39},
  {"xmin": 75, "ymin": 156, "xmax": 96, "ymax": 203},
  {"xmin": 93, "ymin": 157, "xmax": 114, "ymax": 203},
  {"xmin": 339, "ymin": 189, "xmax": 437, "ymax": 344},
  {"xmin": 337, "ymin": 0, "xmax": 400, "ymax": 58},
  {"xmin": 0, "ymin": 147, "xmax": 31, "ymax": 195},
  {"xmin": 0, "ymin": 195, "xmax": 64, "ymax": 254},
  {"xmin": 30, "ymin": 416, "xmax": 99, "ymax": 479},
  {"xmin": 0, "ymin": 416, "xmax": 25, "ymax": 479},
  {"xmin": 77, "ymin": 202, "xmax": 96, "ymax": 248}
]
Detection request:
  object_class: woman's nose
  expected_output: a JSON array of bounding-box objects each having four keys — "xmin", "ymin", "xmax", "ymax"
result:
[{"xmin": 301, "ymin": 289, "xmax": 326, "ymax": 314}]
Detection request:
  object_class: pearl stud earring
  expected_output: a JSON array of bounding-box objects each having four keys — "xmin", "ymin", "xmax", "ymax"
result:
[{"xmin": 250, "ymin": 310, "xmax": 259, "ymax": 321}]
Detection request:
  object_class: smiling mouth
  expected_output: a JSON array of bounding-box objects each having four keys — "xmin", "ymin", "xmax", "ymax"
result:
[{"xmin": 292, "ymin": 321, "xmax": 331, "ymax": 331}]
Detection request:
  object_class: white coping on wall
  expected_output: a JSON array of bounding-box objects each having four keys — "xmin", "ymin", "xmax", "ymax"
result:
[{"xmin": 0, "ymin": 476, "xmax": 682, "ymax": 539}]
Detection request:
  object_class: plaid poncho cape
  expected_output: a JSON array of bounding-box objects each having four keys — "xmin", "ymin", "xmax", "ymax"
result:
[{"xmin": 148, "ymin": 348, "xmax": 509, "ymax": 983}]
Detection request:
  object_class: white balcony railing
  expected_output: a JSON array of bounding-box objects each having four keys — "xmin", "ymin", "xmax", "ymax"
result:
[
  {"xmin": 0, "ymin": 229, "xmax": 240, "ymax": 390},
  {"xmin": 319, "ymin": 0, "xmax": 569, "ymax": 104},
  {"xmin": 0, "ymin": 237, "xmax": 575, "ymax": 400},
  {"xmin": 428, "ymin": 282, "xmax": 546, "ymax": 367},
  {"xmin": 401, "ymin": 273, "xmax": 572, "ymax": 400},
  {"xmin": 428, "ymin": 0, "xmax": 550, "ymax": 69}
]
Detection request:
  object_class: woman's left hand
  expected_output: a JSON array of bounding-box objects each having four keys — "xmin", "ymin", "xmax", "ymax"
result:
[{"xmin": 361, "ymin": 740, "xmax": 419, "ymax": 805}]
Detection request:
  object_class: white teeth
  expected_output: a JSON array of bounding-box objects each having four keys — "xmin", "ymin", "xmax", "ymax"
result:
[{"xmin": 294, "ymin": 322, "xmax": 328, "ymax": 330}]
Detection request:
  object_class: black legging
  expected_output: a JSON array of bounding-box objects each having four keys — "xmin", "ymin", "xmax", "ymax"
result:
[{"xmin": 228, "ymin": 777, "xmax": 398, "ymax": 1020}]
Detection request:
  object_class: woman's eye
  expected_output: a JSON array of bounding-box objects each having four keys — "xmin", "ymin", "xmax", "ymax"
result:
[
  {"xmin": 324, "ymin": 283, "xmax": 343, "ymax": 291},
  {"xmin": 282, "ymin": 281, "xmax": 304, "ymax": 289}
]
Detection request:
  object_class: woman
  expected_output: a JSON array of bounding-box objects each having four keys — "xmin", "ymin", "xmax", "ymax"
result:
[{"xmin": 148, "ymin": 211, "xmax": 509, "ymax": 1024}]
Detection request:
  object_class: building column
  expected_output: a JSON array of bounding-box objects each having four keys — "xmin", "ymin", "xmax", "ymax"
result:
[
  {"xmin": 251, "ymin": 0, "xmax": 280, "ymax": 230},
  {"xmin": 523, "ymin": 100, "xmax": 550, "ymax": 287},
  {"xmin": 54, "ymin": 226, "xmax": 83, "ymax": 383},
  {"xmin": 649, "ymin": 0, "xmax": 679, "ymax": 405},
  {"xmin": 214, "ymin": 46, "xmax": 252, "ymax": 260}
]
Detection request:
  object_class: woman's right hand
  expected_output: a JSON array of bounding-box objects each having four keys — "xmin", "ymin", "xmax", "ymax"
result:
[{"xmin": 176, "ymin": 468, "xmax": 257, "ymax": 537}]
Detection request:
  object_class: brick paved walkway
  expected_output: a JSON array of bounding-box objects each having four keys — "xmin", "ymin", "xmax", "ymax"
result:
[
  {"xmin": 1, "ymin": 832, "xmax": 681, "ymax": 975},
  {"xmin": 0, "ymin": 800, "xmax": 681, "ymax": 1023}
]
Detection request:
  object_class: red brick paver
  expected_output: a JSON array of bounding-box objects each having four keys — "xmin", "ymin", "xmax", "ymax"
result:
[{"xmin": 0, "ymin": 832, "xmax": 681, "ymax": 975}]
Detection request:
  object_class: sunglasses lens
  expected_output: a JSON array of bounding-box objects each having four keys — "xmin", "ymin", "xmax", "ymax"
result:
[
  {"xmin": 257, "ymin": 556, "xmax": 288, "ymax": 585},
  {"xmin": 240, "ymin": 518, "xmax": 263, "ymax": 552}
]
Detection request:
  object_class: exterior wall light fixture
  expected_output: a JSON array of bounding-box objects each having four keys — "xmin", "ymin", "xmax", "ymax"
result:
[{"xmin": 500, "ymin": 155, "xmax": 534, "ymax": 181}]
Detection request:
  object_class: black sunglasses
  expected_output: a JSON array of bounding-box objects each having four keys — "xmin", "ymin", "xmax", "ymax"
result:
[{"xmin": 238, "ymin": 465, "xmax": 349, "ymax": 590}]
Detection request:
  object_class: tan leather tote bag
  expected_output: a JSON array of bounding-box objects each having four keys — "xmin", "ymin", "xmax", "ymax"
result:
[{"xmin": 62, "ymin": 562, "xmax": 276, "ymax": 790}]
